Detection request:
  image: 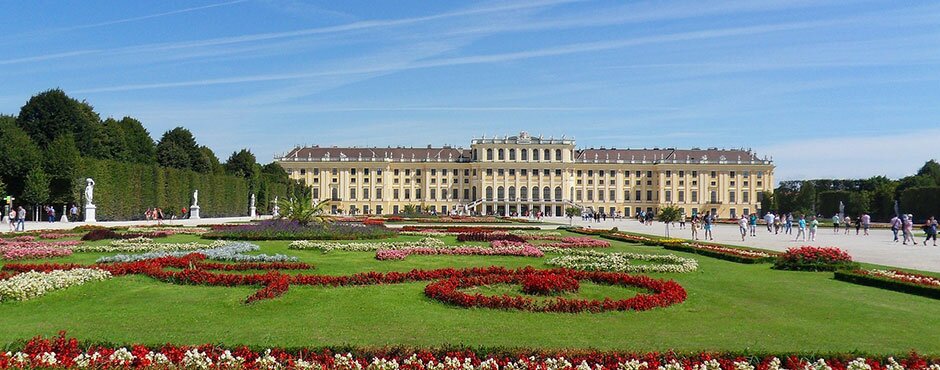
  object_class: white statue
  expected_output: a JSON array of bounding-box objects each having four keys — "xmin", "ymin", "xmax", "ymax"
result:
[
  {"xmin": 272, "ymin": 196, "xmax": 280, "ymax": 216},
  {"xmin": 84, "ymin": 178, "xmax": 95, "ymax": 206},
  {"xmin": 250, "ymin": 193, "xmax": 256, "ymax": 208},
  {"xmin": 193, "ymin": 190, "xmax": 199, "ymax": 206}
]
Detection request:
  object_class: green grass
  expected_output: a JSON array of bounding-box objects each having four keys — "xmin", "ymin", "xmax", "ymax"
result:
[{"xmin": 0, "ymin": 232, "xmax": 938, "ymax": 354}]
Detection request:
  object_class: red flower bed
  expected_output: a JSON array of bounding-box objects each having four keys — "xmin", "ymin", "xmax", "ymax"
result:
[
  {"xmin": 363, "ymin": 219, "xmax": 385, "ymax": 226},
  {"xmin": 774, "ymin": 246, "xmax": 858, "ymax": 271},
  {"xmin": 245, "ymin": 272, "xmax": 290, "ymax": 304},
  {"xmin": 521, "ymin": 273, "xmax": 579, "ymax": 295},
  {"xmin": 8, "ymin": 332, "xmax": 938, "ymax": 370},
  {"xmin": 400, "ymin": 226, "xmax": 538, "ymax": 233}
]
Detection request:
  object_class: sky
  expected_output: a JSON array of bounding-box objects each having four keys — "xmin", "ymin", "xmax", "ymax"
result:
[{"xmin": 0, "ymin": 0, "xmax": 938, "ymax": 182}]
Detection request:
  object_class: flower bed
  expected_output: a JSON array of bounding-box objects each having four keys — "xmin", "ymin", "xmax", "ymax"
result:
[
  {"xmin": 457, "ymin": 233, "xmax": 527, "ymax": 243},
  {"xmin": 520, "ymin": 272, "xmax": 579, "ymax": 295},
  {"xmin": 773, "ymin": 247, "xmax": 858, "ymax": 271},
  {"xmin": 38, "ymin": 233, "xmax": 73, "ymax": 240},
  {"xmin": 835, "ymin": 269, "xmax": 940, "ymax": 299},
  {"xmin": 663, "ymin": 242, "xmax": 778, "ymax": 264},
  {"xmin": 19, "ymin": 332, "xmax": 935, "ymax": 370},
  {"xmin": 96, "ymin": 241, "xmax": 299, "ymax": 263},
  {"xmin": 544, "ymin": 249, "xmax": 698, "ymax": 273},
  {"xmin": 0, "ymin": 269, "xmax": 111, "ymax": 302},
  {"xmin": 536, "ymin": 237, "xmax": 610, "ymax": 249},
  {"xmin": 70, "ymin": 238, "xmax": 213, "ymax": 253},
  {"xmin": 80, "ymin": 229, "xmax": 172, "ymax": 241},
  {"xmin": 0, "ymin": 245, "xmax": 73, "ymax": 260},
  {"xmin": 290, "ymin": 237, "xmax": 447, "ymax": 252},
  {"xmin": 203, "ymin": 220, "xmax": 395, "ymax": 240},
  {"xmin": 127, "ymin": 226, "xmax": 211, "ymax": 235},
  {"xmin": 424, "ymin": 268, "xmax": 686, "ymax": 313},
  {"xmin": 375, "ymin": 245, "xmax": 544, "ymax": 260}
]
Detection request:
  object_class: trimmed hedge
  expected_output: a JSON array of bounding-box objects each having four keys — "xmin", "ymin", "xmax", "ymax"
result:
[
  {"xmin": 662, "ymin": 243, "xmax": 776, "ymax": 264},
  {"xmin": 834, "ymin": 270, "xmax": 940, "ymax": 299},
  {"xmin": 71, "ymin": 158, "xmax": 290, "ymax": 221}
]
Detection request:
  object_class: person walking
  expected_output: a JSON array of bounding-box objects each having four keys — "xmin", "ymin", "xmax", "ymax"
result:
[
  {"xmin": 774, "ymin": 214, "xmax": 781, "ymax": 234},
  {"xmin": 69, "ymin": 204, "xmax": 78, "ymax": 222},
  {"xmin": 15, "ymin": 206, "xmax": 25, "ymax": 231},
  {"xmin": 923, "ymin": 216, "xmax": 937, "ymax": 246},
  {"xmin": 795, "ymin": 215, "xmax": 807, "ymax": 242},
  {"xmin": 861, "ymin": 213, "xmax": 871, "ymax": 236},
  {"xmin": 764, "ymin": 212, "xmax": 774, "ymax": 233},
  {"xmin": 691, "ymin": 215, "xmax": 699, "ymax": 240},
  {"xmin": 7, "ymin": 207, "xmax": 16, "ymax": 232},
  {"xmin": 843, "ymin": 215, "xmax": 852, "ymax": 235},
  {"xmin": 902, "ymin": 214, "xmax": 915, "ymax": 245},
  {"xmin": 855, "ymin": 215, "xmax": 862, "ymax": 235},
  {"xmin": 738, "ymin": 214, "xmax": 748, "ymax": 241},
  {"xmin": 890, "ymin": 215, "xmax": 901, "ymax": 242},
  {"xmin": 809, "ymin": 216, "xmax": 819, "ymax": 241},
  {"xmin": 679, "ymin": 214, "xmax": 686, "ymax": 230},
  {"xmin": 832, "ymin": 214, "xmax": 841, "ymax": 233},
  {"xmin": 703, "ymin": 213, "xmax": 714, "ymax": 241},
  {"xmin": 785, "ymin": 213, "xmax": 793, "ymax": 235}
]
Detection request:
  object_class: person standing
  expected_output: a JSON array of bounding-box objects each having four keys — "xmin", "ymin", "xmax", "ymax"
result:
[
  {"xmin": 679, "ymin": 214, "xmax": 686, "ymax": 230},
  {"xmin": 855, "ymin": 215, "xmax": 862, "ymax": 235},
  {"xmin": 704, "ymin": 213, "xmax": 714, "ymax": 241},
  {"xmin": 748, "ymin": 213, "xmax": 758, "ymax": 236},
  {"xmin": 764, "ymin": 212, "xmax": 774, "ymax": 233},
  {"xmin": 774, "ymin": 214, "xmax": 781, "ymax": 234},
  {"xmin": 16, "ymin": 206, "xmax": 25, "ymax": 231},
  {"xmin": 738, "ymin": 214, "xmax": 748, "ymax": 241},
  {"xmin": 843, "ymin": 215, "xmax": 852, "ymax": 235},
  {"xmin": 795, "ymin": 215, "xmax": 807, "ymax": 242},
  {"xmin": 902, "ymin": 214, "xmax": 915, "ymax": 245},
  {"xmin": 832, "ymin": 214, "xmax": 841, "ymax": 234},
  {"xmin": 923, "ymin": 216, "xmax": 937, "ymax": 246},
  {"xmin": 890, "ymin": 215, "xmax": 901, "ymax": 242},
  {"xmin": 691, "ymin": 215, "xmax": 699, "ymax": 240},
  {"xmin": 70, "ymin": 204, "xmax": 78, "ymax": 222},
  {"xmin": 785, "ymin": 213, "xmax": 793, "ymax": 235},
  {"xmin": 810, "ymin": 216, "xmax": 819, "ymax": 241},
  {"xmin": 7, "ymin": 207, "xmax": 16, "ymax": 232}
]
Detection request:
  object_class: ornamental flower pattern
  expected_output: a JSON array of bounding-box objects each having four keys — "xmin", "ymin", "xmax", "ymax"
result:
[{"xmin": 0, "ymin": 269, "xmax": 112, "ymax": 302}]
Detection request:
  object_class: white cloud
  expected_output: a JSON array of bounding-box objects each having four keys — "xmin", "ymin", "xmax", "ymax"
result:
[{"xmin": 764, "ymin": 128, "xmax": 940, "ymax": 182}]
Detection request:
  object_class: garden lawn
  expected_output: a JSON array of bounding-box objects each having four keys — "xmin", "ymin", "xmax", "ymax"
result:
[{"xmin": 0, "ymin": 232, "xmax": 938, "ymax": 354}]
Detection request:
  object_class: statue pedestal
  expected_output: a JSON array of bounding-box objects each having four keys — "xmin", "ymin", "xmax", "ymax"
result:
[
  {"xmin": 60, "ymin": 215, "xmax": 68, "ymax": 223},
  {"xmin": 250, "ymin": 206, "xmax": 257, "ymax": 219},
  {"xmin": 84, "ymin": 205, "xmax": 96, "ymax": 223},
  {"xmin": 190, "ymin": 205, "xmax": 200, "ymax": 219}
]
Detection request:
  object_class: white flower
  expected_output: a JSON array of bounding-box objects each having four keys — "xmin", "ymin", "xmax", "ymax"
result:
[
  {"xmin": 693, "ymin": 359, "xmax": 721, "ymax": 370},
  {"xmin": 334, "ymin": 353, "xmax": 363, "ymax": 370},
  {"xmin": 545, "ymin": 357, "xmax": 573, "ymax": 370},
  {"xmin": 254, "ymin": 349, "xmax": 280, "ymax": 369},
  {"xmin": 0, "ymin": 268, "xmax": 111, "ymax": 302},
  {"xmin": 618, "ymin": 359, "xmax": 649, "ymax": 370},
  {"xmin": 145, "ymin": 351, "xmax": 170, "ymax": 365},
  {"xmin": 658, "ymin": 360, "xmax": 684, "ymax": 370},
  {"xmin": 734, "ymin": 360, "xmax": 755, "ymax": 370},
  {"xmin": 885, "ymin": 358, "xmax": 904, "ymax": 370},
  {"xmin": 182, "ymin": 349, "xmax": 213, "ymax": 369},
  {"xmin": 803, "ymin": 359, "xmax": 831, "ymax": 370},
  {"xmin": 767, "ymin": 358, "xmax": 786, "ymax": 370},
  {"xmin": 109, "ymin": 347, "xmax": 135, "ymax": 365},
  {"xmin": 11, "ymin": 351, "xmax": 29, "ymax": 365},
  {"xmin": 367, "ymin": 357, "xmax": 400, "ymax": 370},
  {"xmin": 545, "ymin": 249, "xmax": 698, "ymax": 273},
  {"xmin": 39, "ymin": 351, "xmax": 58, "ymax": 366},
  {"xmin": 847, "ymin": 358, "xmax": 871, "ymax": 370}
]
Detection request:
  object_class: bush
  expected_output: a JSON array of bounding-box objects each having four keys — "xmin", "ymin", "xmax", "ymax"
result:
[
  {"xmin": 773, "ymin": 246, "xmax": 859, "ymax": 271},
  {"xmin": 202, "ymin": 220, "xmax": 395, "ymax": 240},
  {"xmin": 81, "ymin": 229, "xmax": 120, "ymax": 241}
]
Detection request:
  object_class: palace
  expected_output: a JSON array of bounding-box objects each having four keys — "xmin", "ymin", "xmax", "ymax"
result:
[{"xmin": 276, "ymin": 132, "xmax": 774, "ymax": 218}]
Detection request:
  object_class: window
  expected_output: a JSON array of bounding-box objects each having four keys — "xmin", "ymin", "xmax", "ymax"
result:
[
  {"xmin": 430, "ymin": 169, "xmax": 436, "ymax": 176},
  {"xmin": 533, "ymin": 149, "xmax": 540, "ymax": 160},
  {"xmin": 520, "ymin": 186, "xmax": 528, "ymax": 200},
  {"xmin": 362, "ymin": 188, "xmax": 369, "ymax": 199},
  {"xmin": 555, "ymin": 169, "xmax": 562, "ymax": 176},
  {"xmin": 587, "ymin": 170, "xmax": 593, "ymax": 177},
  {"xmin": 577, "ymin": 170, "xmax": 582, "ymax": 177},
  {"xmin": 487, "ymin": 169, "xmax": 493, "ymax": 175},
  {"xmin": 486, "ymin": 186, "xmax": 494, "ymax": 200},
  {"xmin": 332, "ymin": 168, "xmax": 338, "ymax": 175},
  {"xmin": 757, "ymin": 191, "xmax": 764, "ymax": 202},
  {"xmin": 464, "ymin": 169, "xmax": 469, "ymax": 176},
  {"xmin": 415, "ymin": 189, "xmax": 422, "ymax": 199},
  {"xmin": 463, "ymin": 188, "xmax": 469, "ymax": 199},
  {"xmin": 729, "ymin": 191, "xmax": 736, "ymax": 203},
  {"xmin": 394, "ymin": 169, "xmax": 400, "ymax": 176},
  {"xmin": 666, "ymin": 170, "xmax": 671, "ymax": 177},
  {"xmin": 376, "ymin": 188, "xmax": 382, "ymax": 199},
  {"xmin": 543, "ymin": 187, "xmax": 550, "ymax": 200},
  {"xmin": 314, "ymin": 168, "xmax": 321, "ymax": 175},
  {"xmin": 453, "ymin": 188, "xmax": 458, "ymax": 199},
  {"xmin": 544, "ymin": 169, "xmax": 550, "ymax": 176},
  {"xmin": 509, "ymin": 149, "xmax": 516, "ymax": 160},
  {"xmin": 508, "ymin": 186, "xmax": 516, "ymax": 201},
  {"xmin": 555, "ymin": 187, "xmax": 562, "ymax": 200},
  {"xmin": 498, "ymin": 169, "xmax": 504, "ymax": 176},
  {"xmin": 312, "ymin": 188, "xmax": 319, "ymax": 199},
  {"xmin": 691, "ymin": 191, "xmax": 697, "ymax": 203},
  {"xmin": 404, "ymin": 189, "xmax": 410, "ymax": 199},
  {"xmin": 430, "ymin": 189, "xmax": 436, "ymax": 200},
  {"xmin": 555, "ymin": 149, "xmax": 562, "ymax": 161},
  {"xmin": 730, "ymin": 171, "xmax": 736, "ymax": 177},
  {"xmin": 624, "ymin": 190, "xmax": 630, "ymax": 201},
  {"xmin": 351, "ymin": 168, "xmax": 357, "ymax": 175},
  {"xmin": 743, "ymin": 192, "xmax": 749, "ymax": 203},
  {"xmin": 664, "ymin": 190, "xmax": 671, "ymax": 202},
  {"xmin": 405, "ymin": 169, "xmax": 411, "ymax": 176},
  {"xmin": 710, "ymin": 171, "xmax": 716, "ymax": 178},
  {"xmin": 635, "ymin": 190, "xmax": 641, "ymax": 201},
  {"xmin": 416, "ymin": 169, "xmax": 421, "ymax": 176},
  {"xmin": 509, "ymin": 169, "xmax": 515, "ymax": 176},
  {"xmin": 609, "ymin": 189, "xmax": 615, "ymax": 201},
  {"xmin": 497, "ymin": 186, "xmax": 505, "ymax": 200},
  {"xmin": 486, "ymin": 148, "xmax": 493, "ymax": 160},
  {"xmin": 544, "ymin": 149, "xmax": 551, "ymax": 161},
  {"xmin": 678, "ymin": 191, "xmax": 685, "ymax": 202},
  {"xmin": 331, "ymin": 187, "xmax": 339, "ymax": 200},
  {"xmin": 498, "ymin": 149, "xmax": 505, "ymax": 160},
  {"xmin": 532, "ymin": 186, "xmax": 539, "ymax": 200},
  {"xmin": 647, "ymin": 171, "xmax": 653, "ymax": 177},
  {"xmin": 521, "ymin": 169, "xmax": 527, "ymax": 176},
  {"xmin": 300, "ymin": 169, "xmax": 306, "ymax": 175},
  {"xmin": 646, "ymin": 190, "xmax": 653, "ymax": 201},
  {"xmin": 679, "ymin": 171, "xmax": 684, "ymax": 177},
  {"xmin": 576, "ymin": 190, "xmax": 583, "ymax": 201},
  {"xmin": 521, "ymin": 149, "xmax": 528, "ymax": 161}
]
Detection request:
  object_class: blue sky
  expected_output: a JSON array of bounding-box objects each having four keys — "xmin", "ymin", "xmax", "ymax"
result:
[{"xmin": 1, "ymin": 0, "xmax": 938, "ymax": 182}]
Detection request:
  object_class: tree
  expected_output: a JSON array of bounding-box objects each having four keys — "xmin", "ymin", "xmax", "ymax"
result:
[
  {"xmin": 261, "ymin": 162, "xmax": 290, "ymax": 183},
  {"xmin": 196, "ymin": 146, "xmax": 222, "ymax": 173},
  {"xmin": 95, "ymin": 118, "xmax": 130, "ymax": 161},
  {"xmin": 119, "ymin": 117, "xmax": 157, "ymax": 164},
  {"xmin": 224, "ymin": 149, "xmax": 258, "ymax": 178},
  {"xmin": 0, "ymin": 117, "xmax": 43, "ymax": 196},
  {"xmin": 657, "ymin": 205, "xmax": 682, "ymax": 237},
  {"xmin": 21, "ymin": 167, "xmax": 50, "ymax": 211},
  {"xmin": 916, "ymin": 160, "xmax": 940, "ymax": 185},
  {"xmin": 156, "ymin": 127, "xmax": 200, "ymax": 170},
  {"xmin": 565, "ymin": 206, "xmax": 581, "ymax": 226},
  {"xmin": 16, "ymin": 89, "xmax": 99, "ymax": 153},
  {"xmin": 277, "ymin": 194, "xmax": 329, "ymax": 225},
  {"xmin": 44, "ymin": 134, "xmax": 81, "ymax": 203}
]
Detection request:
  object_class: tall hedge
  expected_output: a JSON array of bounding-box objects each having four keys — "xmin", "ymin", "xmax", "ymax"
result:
[
  {"xmin": 71, "ymin": 158, "xmax": 288, "ymax": 221},
  {"xmin": 900, "ymin": 186, "xmax": 940, "ymax": 222}
]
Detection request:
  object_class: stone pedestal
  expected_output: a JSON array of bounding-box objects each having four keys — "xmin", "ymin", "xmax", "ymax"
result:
[
  {"xmin": 190, "ymin": 205, "xmax": 200, "ymax": 219},
  {"xmin": 84, "ymin": 205, "xmax": 96, "ymax": 223},
  {"xmin": 250, "ymin": 206, "xmax": 257, "ymax": 219}
]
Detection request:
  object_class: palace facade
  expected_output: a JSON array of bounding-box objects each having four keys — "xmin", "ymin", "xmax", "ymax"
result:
[{"xmin": 276, "ymin": 132, "xmax": 774, "ymax": 218}]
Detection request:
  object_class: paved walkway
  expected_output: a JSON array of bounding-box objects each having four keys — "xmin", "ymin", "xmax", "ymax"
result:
[{"xmin": 538, "ymin": 217, "xmax": 940, "ymax": 272}]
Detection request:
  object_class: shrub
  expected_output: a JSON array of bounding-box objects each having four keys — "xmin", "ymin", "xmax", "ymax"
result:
[
  {"xmin": 81, "ymin": 229, "xmax": 121, "ymax": 241},
  {"xmin": 773, "ymin": 246, "xmax": 858, "ymax": 271},
  {"xmin": 202, "ymin": 220, "xmax": 395, "ymax": 240},
  {"xmin": 835, "ymin": 269, "xmax": 940, "ymax": 299}
]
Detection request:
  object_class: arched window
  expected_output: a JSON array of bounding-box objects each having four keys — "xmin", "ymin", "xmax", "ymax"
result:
[
  {"xmin": 533, "ymin": 149, "xmax": 540, "ymax": 161},
  {"xmin": 521, "ymin": 149, "xmax": 528, "ymax": 161},
  {"xmin": 331, "ymin": 187, "xmax": 339, "ymax": 200},
  {"xmin": 532, "ymin": 186, "xmax": 539, "ymax": 200},
  {"xmin": 520, "ymin": 186, "xmax": 528, "ymax": 200},
  {"xmin": 544, "ymin": 149, "xmax": 551, "ymax": 161},
  {"xmin": 497, "ymin": 186, "xmax": 505, "ymax": 200},
  {"xmin": 509, "ymin": 149, "xmax": 516, "ymax": 161},
  {"xmin": 508, "ymin": 186, "xmax": 516, "ymax": 201},
  {"xmin": 498, "ymin": 149, "xmax": 505, "ymax": 160},
  {"xmin": 555, "ymin": 187, "xmax": 562, "ymax": 201},
  {"xmin": 555, "ymin": 149, "xmax": 562, "ymax": 161},
  {"xmin": 486, "ymin": 149, "xmax": 493, "ymax": 161},
  {"xmin": 472, "ymin": 186, "xmax": 478, "ymax": 201},
  {"xmin": 544, "ymin": 187, "xmax": 551, "ymax": 201},
  {"xmin": 486, "ymin": 186, "xmax": 493, "ymax": 200}
]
